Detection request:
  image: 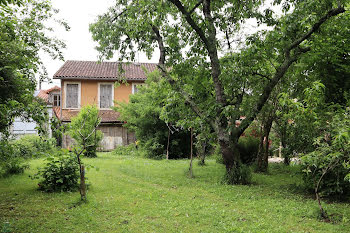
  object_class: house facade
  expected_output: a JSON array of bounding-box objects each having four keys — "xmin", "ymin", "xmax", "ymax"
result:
[{"xmin": 53, "ymin": 60, "xmax": 157, "ymax": 150}]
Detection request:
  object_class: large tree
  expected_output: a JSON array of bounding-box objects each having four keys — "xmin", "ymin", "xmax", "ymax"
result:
[
  {"xmin": 0, "ymin": 0, "xmax": 68, "ymax": 135},
  {"xmin": 91, "ymin": 0, "xmax": 347, "ymax": 183}
]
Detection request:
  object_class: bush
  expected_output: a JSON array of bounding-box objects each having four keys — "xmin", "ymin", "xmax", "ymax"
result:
[
  {"xmin": 116, "ymin": 75, "xmax": 192, "ymax": 160},
  {"xmin": 0, "ymin": 140, "xmax": 28, "ymax": 177},
  {"xmin": 11, "ymin": 135, "xmax": 56, "ymax": 158},
  {"xmin": 301, "ymin": 151, "xmax": 350, "ymax": 198},
  {"xmin": 301, "ymin": 109, "xmax": 350, "ymax": 198},
  {"xmin": 237, "ymin": 135, "xmax": 260, "ymax": 165},
  {"xmin": 223, "ymin": 163, "xmax": 252, "ymax": 185},
  {"xmin": 1, "ymin": 157, "xmax": 29, "ymax": 176},
  {"xmin": 113, "ymin": 144, "xmax": 138, "ymax": 156},
  {"xmin": 32, "ymin": 149, "xmax": 79, "ymax": 192}
]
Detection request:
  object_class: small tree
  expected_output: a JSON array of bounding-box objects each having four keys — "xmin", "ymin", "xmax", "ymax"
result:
[
  {"xmin": 301, "ymin": 109, "xmax": 350, "ymax": 219},
  {"xmin": 67, "ymin": 105, "xmax": 102, "ymax": 200},
  {"xmin": 67, "ymin": 105, "xmax": 103, "ymax": 158}
]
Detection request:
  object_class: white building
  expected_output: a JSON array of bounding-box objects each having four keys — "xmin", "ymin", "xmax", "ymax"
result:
[{"xmin": 10, "ymin": 86, "xmax": 61, "ymax": 138}]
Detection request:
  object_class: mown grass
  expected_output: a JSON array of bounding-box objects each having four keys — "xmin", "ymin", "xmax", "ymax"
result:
[{"xmin": 1, "ymin": 152, "xmax": 349, "ymax": 233}]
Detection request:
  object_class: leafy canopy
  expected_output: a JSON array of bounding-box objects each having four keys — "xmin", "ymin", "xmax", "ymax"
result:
[{"xmin": 0, "ymin": 0, "xmax": 68, "ymax": 135}]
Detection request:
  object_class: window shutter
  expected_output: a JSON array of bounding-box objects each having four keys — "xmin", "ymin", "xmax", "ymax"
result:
[
  {"xmin": 100, "ymin": 84, "xmax": 112, "ymax": 108},
  {"xmin": 66, "ymin": 84, "xmax": 78, "ymax": 108}
]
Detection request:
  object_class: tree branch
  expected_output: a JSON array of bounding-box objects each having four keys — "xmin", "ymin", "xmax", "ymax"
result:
[
  {"xmin": 285, "ymin": 6, "xmax": 345, "ymax": 58},
  {"xmin": 151, "ymin": 25, "xmax": 166, "ymax": 65},
  {"xmin": 168, "ymin": 0, "xmax": 227, "ymax": 109},
  {"xmin": 189, "ymin": 0, "xmax": 203, "ymax": 15},
  {"xmin": 237, "ymin": 6, "xmax": 345, "ymax": 137},
  {"xmin": 167, "ymin": 0, "xmax": 210, "ymax": 49},
  {"xmin": 151, "ymin": 22, "xmax": 218, "ymax": 133},
  {"xmin": 252, "ymin": 71, "xmax": 272, "ymax": 81}
]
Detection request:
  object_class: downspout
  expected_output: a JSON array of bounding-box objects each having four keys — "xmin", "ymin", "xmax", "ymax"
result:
[{"xmin": 60, "ymin": 79, "xmax": 63, "ymax": 148}]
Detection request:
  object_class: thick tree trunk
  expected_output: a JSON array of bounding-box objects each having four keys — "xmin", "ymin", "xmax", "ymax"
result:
[
  {"xmin": 256, "ymin": 117, "xmax": 273, "ymax": 172},
  {"xmin": 219, "ymin": 138, "xmax": 239, "ymax": 169}
]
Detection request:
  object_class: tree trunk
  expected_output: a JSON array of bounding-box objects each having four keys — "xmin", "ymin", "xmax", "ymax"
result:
[
  {"xmin": 188, "ymin": 128, "xmax": 194, "ymax": 178},
  {"xmin": 198, "ymin": 140, "xmax": 207, "ymax": 166},
  {"xmin": 166, "ymin": 127, "xmax": 170, "ymax": 160},
  {"xmin": 79, "ymin": 165, "xmax": 86, "ymax": 201},
  {"xmin": 256, "ymin": 117, "xmax": 273, "ymax": 172},
  {"xmin": 280, "ymin": 130, "xmax": 289, "ymax": 165}
]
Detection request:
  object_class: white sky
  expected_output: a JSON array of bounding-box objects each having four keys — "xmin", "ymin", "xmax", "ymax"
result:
[
  {"xmin": 41, "ymin": 0, "xmax": 278, "ymax": 90},
  {"xmin": 41, "ymin": 0, "xmax": 158, "ymax": 89}
]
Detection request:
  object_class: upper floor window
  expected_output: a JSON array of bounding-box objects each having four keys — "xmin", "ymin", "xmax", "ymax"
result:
[
  {"xmin": 99, "ymin": 83, "xmax": 113, "ymax": 109},
  {"xmin": 53, "ymin": 94, "xmax": 60, "ymax": 107},
  {"xmin": 65, "ymin": 83, "xmax": 80, "ymax": 108},
  {"xmin": 132, "ymin": 83, "xmax": 144, "ymax": 94}
]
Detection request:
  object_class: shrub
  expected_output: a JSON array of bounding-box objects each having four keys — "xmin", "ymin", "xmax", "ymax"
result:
[
  {"xmin": 223, "ymin": 163, "xmax": 252, "ymax": 185},
  {"xmin": 32, "ymin": 149, "xmax": 79, "ymax": 192},
  {"xmin": 115, "ymin": 75, "xmax": 191, "ymax": 160},
  {"xmin": 301, "ymin": 109, "xmax": 350, "ymax": 198},
  {"xmin": 1, "ymin": 157, "xmax": 29, "ymax": 176},
  {"xmin": 11, "ymin": 135, "xmax": 56, "ymax": 158},
  {"xmin": 113, "ymin": 144, "xmax": 138, "ymax": 156},
  {"xmin": 237, "ymin": 135, "xmax": 260, "ymax": 165},
  {"xmin": 0, "ymin": 140, "xmax": 28, "ymax": 177}
]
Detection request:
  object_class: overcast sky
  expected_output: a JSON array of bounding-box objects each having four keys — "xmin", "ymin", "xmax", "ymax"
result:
[
  {"xmin": 41, "ymin": 0, "xmax": 276, "ymax": 89},
  {"xmin": 41, "ymin": 0, "xmax": 158, "ymax": 89}
]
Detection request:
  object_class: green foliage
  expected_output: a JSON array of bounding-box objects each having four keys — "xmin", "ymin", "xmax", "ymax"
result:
[
  {"xmin": 11, "ymin": 135, "xmax": 56, "ymax": 159},
  {"xmin": 238, "ymin": 135, "xmax": 260, "ymax": 165},
  {"xmin": 0, "ymin": 157, "xmax": 28, "ymax": 177},
  {"xmin": 66, "ymin": 105, "xmax": 103, "ymax": 158},
  {"xmin": 32, "ymin": 149, "xmax": 79, "ymax": 192},
  {"xmin": 222, "ymin": 163, "xmax": 252, "ymax": 185},
  {"xmin": 113, "ymin": 144, "xmax": 138, "ymax": 157},
  {"xmin": 301, "ymin": 109, "xmax": 350, "ymax": 198},
  {"xmin": 214, "ymin": 136, "xmax": 259, "ymax": 166},
  {"xmin": 91, "ymin": 0, "xmax": 347, "ymax": 181},
  {"xmin": 0, "ymin": 135, "xmax": 55, "ymax": 177},
  {"xmin": 0, "ymin": 0, "xmax": 68, "ymax": 136},
  {"xmin": 277, "ymin": 82, "xmax": 331, "ymax": 157},
  {"xmin": 51, "ymin": 116, "xmax": 64, "ymax": 147},
  {"xmin": 115, "ymin": 73, "xmax": 191, "ymax": 159},
  {"xmin": 0, "ymin": 140, "xmax": 27, "ymax": 177}
]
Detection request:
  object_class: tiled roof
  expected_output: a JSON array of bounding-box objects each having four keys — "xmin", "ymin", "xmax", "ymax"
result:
[
  {"xmin": 53, "ymin": 60, "xmax": 158, "ymax": 81},
  {"xmin": 60, "ymin": 109, "xmax": 121, "ymax": 123},
  {"xmin": 36, "ymin": 86, "xmax": 60, "ymax": 103}
]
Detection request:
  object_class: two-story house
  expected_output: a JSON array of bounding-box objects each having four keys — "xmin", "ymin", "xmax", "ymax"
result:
[{"xmin": 53, "ymin": 60, "xmax": 157, "ymax": 150}]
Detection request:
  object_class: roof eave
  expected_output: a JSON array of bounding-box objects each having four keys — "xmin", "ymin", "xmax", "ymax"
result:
[{"xmin": 53, "ymin": 76, "xmax": 146, "ymax": 81}]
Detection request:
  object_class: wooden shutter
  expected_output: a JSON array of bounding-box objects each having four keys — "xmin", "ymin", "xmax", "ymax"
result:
[
  {"xmin": 66, "ymin": 84, "xmax": 78, "ymax": 108},
  {"xmin": 100, "ymin": 84, "xmax": 112, "ymax": 108}
]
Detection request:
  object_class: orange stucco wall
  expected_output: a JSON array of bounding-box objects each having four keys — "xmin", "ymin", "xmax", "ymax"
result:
[
  {"xmin": 61, "ymin": 79, "xmax": 143, "ymax": 109},
  {"xmin": 81, "ymin": 80, "xmax": 98, "ymax": 106}
]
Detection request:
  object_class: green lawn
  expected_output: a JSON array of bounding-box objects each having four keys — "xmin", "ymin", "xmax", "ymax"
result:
[{"xmin": 1, "ymin": 153, "xmax": 349, "ymax": 233}]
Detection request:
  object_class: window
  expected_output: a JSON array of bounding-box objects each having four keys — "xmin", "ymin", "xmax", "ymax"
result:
[
  {"xmin": 99, "ymin": 83, "xmax": 113, "ymax": 109},
  {"xmin": 65, "ymin": 83, "xmax": 80, "ymax": 108},
  {"xmin": 53, "ymin": 94, "xmax": 60, "ymax": 107},
  {"xmin": 132, "ymin": 83, "xmax": 143, "ymax": 94}
]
